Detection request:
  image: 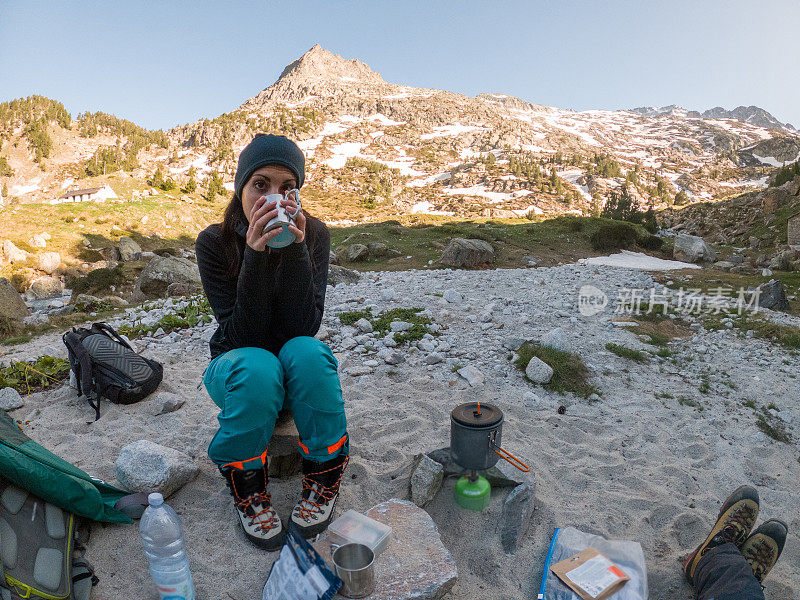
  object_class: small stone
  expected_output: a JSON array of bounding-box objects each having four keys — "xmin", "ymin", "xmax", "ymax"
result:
[
  {"xmin": 341, "ymin": 337, "xmax": 357, "ymax": 350},
  {"xmin": 381, "ymin": 350, "xmax": 405, "ymax": 365},
  {"xmin": 425, "ymin": 353, "xmax": 444, "ymax": 365},
  {"xmin": 390, "ymin": 320, "xmax": 414, "ymax": 332},
  {"xmin": 457, "ymin": 365, "xmax": 484, "ymax": 387},
  {"xmin": 502, "ymin": 337, "xmax": 524, "ymax": 351},
  {"xmin": 479, "ymin": 311, "xmax": 492, "ymax": 323},
  {"xmin": 383, "ymin": 334, "xmax": 398, "ymax": 348},
  {"xmin": 364, "ymin": 359, "xmax": 380, "ymax": 368},
  {"xmin": 417, "ymin": 340, "xmax": 437, "ymax": 352},
  {"xmin": 150, "ymin": 392, "xmax": 185, "ymax": 416},
  {"xmin": 0, "ymin": 387, "xmax": 25, "ymax": 411},
  {"xmin": 355, "ymin": 318, "xmax": 374, "ymax": 333},
  {"xmin": 115, "ymin": 440, "xmax": 198, "ymax": 498},
  {"xmin": 410, "ymin": 455, "xmax": 444, "ymax": 507},
  {"xmin": 37, "ymin": 252, "xmax": 61, "ymax": 274},
  {"xmin": 380, "ymin": 287, "xmax": 396, "ymax": 301},
  {"xmin": 500, "ymin": 482, "xmax": 534, "ymax": 554},
  {"xmin": 525, "ymin": 357, "xmax": 553, "ymax": 383},
  {"xmin": 346, "ymin": 365, "xmax": 374, "ymax": 376},
  {"xmin": 540, "ymin": 327, "xmax": 572, "ymax": 353},
  {"xmin": 523, "ymin": 391, "xmax": 542, "ymax": 407},
  {"xmin": 442, "ymin": 289, "xmax": 463, "ymax": 304}
]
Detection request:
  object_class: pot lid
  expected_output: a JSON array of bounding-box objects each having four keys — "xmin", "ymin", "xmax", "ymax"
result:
[{"xmin": 451, "ymin": 402, "xmax": 503, "ymax": 428}]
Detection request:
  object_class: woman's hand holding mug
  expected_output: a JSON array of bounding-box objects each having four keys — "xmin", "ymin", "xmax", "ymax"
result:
[{"xmin": 246, "ymin": 190, "xmax": 304, "ymax": 251}]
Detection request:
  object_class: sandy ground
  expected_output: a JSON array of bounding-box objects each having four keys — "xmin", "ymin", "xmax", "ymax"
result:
[{"xmin": 3, "ymin": 264, "xmax": 798, "ymax": 600}]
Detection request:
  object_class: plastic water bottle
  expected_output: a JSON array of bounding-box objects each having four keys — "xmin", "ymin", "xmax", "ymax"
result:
[{"xmin": 139, "ymin": 492, "xmax": 197, "ymax": 600}]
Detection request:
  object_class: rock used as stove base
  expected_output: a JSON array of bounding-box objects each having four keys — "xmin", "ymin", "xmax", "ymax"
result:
[
  {"xmin": 410, "ymin": 454, "xmax": 444, "ymax": 507},
  {"xmin": 315, "ymin": 498, "xmax": 457, "ymax": 600},
  {"xmin": 500, "ymin": 482, "xmax": 534, "ymax": 554},
  {"xmin": 425, "ymin": 446, "xmax": 531, "ymax": 488}
]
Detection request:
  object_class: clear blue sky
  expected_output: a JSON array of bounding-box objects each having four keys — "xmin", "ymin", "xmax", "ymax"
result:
[{"xmin": 2, "ymin": 0, "xmax": 798, "ymax": 131}]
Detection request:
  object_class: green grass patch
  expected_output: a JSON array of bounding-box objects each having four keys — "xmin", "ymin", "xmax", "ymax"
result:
[
  {"xmin": 119, "ymin": 296, "xmax": 213, "ymax": 338},
  {"xmin": 704, "ymin": 312, "xmax": 800, "ymax": 350},
  {"xmin": 756, "ymin": 413, "xmax": 791, "ymax": 443},
  {"xmin": 605, "ymin": 342, "xmax": 647, "ymax": 361},
  {"xmin": 338, "ymin": 307, "xmax": 437, "ymax": 344},
  {"xmin": 654, "ymin": 347, "xmax": 672, "ymax": 358},
  {"xmin": 678, "ymin": 396, "xmax": 703, "ymax": 411},
  {"xmin": 0, "ymin": 356, "xmax": 70, "ymax": 395},
  {"xmin": 515, "ymin": 342, "xmax": 600, "ymax": 399}
]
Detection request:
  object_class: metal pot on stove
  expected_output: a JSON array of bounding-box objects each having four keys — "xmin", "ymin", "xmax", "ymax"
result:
[{"xmin": 450, "ymin": 402, "xmax": 529, "ymax": 472}]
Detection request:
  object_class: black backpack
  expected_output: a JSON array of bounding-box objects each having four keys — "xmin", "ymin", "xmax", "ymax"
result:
[{"xmin": 62, "ymin": 323, "xmax": 163, "ymax": 420}]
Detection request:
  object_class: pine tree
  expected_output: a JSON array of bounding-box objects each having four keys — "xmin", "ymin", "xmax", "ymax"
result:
[{"xmin": 150, "ymin": 166, "xmax": 165, "ymax": 189}]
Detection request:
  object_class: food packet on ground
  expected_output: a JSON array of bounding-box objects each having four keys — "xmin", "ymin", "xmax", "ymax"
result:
[
  {"xmin": 543, "ymin": 526, "xmax": 648, "ymax": 600},
  {"xmin": 262, "ymin": 524, "xmax": 341, "ymax": 600}
]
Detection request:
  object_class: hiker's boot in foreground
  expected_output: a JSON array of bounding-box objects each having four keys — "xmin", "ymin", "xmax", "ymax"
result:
[
  {"xmin": 291, "ymin": 453, "xmax": 349, "ymax": 537},
  {"xmin": 741, "ymin": 519, "xmax": 788, "ymax": 583},
  {"xmin": 220, "ymin": 464, "xmax": 284, "ymax": 550},
  {"xmin": 684, "ymin": 485, "xmax": 760, "ymax": 585}
]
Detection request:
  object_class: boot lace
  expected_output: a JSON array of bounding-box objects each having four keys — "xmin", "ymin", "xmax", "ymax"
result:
[
  {"xmin": 237, "ymin": 491, "xmax": 279, "ymax": 532},
  {"xmin": 744, "ymin": 538, "xmax": 774, "ymax": 582},
  {"xmin": 295, "ymin": 456, "xmax": 349, "ymax": 522},
  {"xmin": 718, "ymin": 504, "xmax": 757, "ymax": 546}
]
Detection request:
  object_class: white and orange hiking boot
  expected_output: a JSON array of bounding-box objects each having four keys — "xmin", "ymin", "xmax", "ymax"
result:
[
  {"xmin": 291, "ymin": 453, "xmax": 349, "ymax": 538},
  {"xmin": 220, "ymin": 465, "xmax": 284, "ymax": 550}
]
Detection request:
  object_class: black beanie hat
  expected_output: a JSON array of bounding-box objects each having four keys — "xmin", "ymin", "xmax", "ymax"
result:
[{"xmin": 234, "ymin": 134, "xmax": 305, "ymax": 199}]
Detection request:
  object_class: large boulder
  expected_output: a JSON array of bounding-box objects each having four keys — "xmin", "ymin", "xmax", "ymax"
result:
[
  {"xmin": 788, "ymin": 213, "xmax": 800, "ymax": 247},
  {"xmin": 118, "ymin": 236, "xmax": 142, "ymax": 261},
  {"xmin": 673, "ymin": 233, "xmax": 717, "ymax": 263},
  {"xmin": 2, "ymin": 240, "xmax": 30, "ymax": 264},
  {"xmin": 439, "ymin": 238, "xmax": 494, "ymax": 268},
  {"xmin": 328, "ymin": 265, "xmax": 360, "ymax": 286},
  {"xmin": 755, "ymin": 279, "xmax": 791, "ymax": 312},
  {"xmin": 115, "ymin": 440, "xmax": 198, "ymax": 498},
  {"xmin": 27, "ymin": 276, "xmax": 63, "ymax": 300},
  {"xmin": 0, "ymin": 278, "xmax": 28, "ymax": 325},
  {"xmin": 136, "ymin": 256, "xmax": 201, "ymax": 298},
  {"xmin": 348, "ymin": 243, "xmax": 369, "ymax": 262},
  {"xmin": 37, "ymin": 252, "xmax": 61, "ymax": 274}
]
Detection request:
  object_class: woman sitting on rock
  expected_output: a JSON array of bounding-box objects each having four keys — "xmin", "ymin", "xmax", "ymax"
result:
[{"xmin": 195, "ymin": 134, "xmax": 348, "ymax": 550}]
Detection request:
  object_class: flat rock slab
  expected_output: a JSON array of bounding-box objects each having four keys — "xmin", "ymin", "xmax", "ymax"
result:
[{"xmin": 315, "ymin": 498, "xmax": 457, "ymax": 600}]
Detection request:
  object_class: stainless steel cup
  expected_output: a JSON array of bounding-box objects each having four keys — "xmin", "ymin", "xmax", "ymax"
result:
[{"xmin": 332, "ymin": 543, "xmax": 375, "ymax": 598}]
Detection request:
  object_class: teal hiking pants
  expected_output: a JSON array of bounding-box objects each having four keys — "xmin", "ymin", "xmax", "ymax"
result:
[{"xmin": 202, "ymin": 337, "xmax": 348, "ymax": 469}]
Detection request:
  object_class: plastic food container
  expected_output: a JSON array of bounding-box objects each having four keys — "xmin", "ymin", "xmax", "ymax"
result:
[{"xmin": 328, "ymin": 510, "xmax": 392, "ymax": 558}]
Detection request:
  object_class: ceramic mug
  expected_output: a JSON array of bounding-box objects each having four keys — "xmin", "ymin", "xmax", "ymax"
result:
[{"xmin": 262, "ymin": 188, "xmax": 301, "ymax": 248}]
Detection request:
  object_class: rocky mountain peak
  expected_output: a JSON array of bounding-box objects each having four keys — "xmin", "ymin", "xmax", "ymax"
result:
[
  {"xmin": 276, "ymin": 44, "xmax": 385, "ymax": 85},
  {"xmin": 243, "ymin": 44, "xmax": 388, "ymax": 107}
]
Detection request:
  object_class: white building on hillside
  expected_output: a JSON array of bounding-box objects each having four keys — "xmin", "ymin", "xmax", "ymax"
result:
[{"xmin": 51, "ymin": 184, "xmax": 118, "ymax": 204}]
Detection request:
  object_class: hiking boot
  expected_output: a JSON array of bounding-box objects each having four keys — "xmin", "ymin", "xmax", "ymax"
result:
[
  {"xmin": 741, "ymin": 519, "xmax": 788, "ymax": 583},
  {"xmin": 684, "ymin": 485, "xmax": 759, "ymax": 585},
  {"xmin": 220, "ymin": 465, "xmax": 284, "ymax": 550},
  {"xmin": 290, "ymin": 453, "xmax": 349, "ymax": 538}
]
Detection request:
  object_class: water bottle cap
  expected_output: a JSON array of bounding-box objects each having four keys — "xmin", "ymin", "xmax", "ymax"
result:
[{"xmin": 148, "ymin": 492, "xmax": 164, "ymax": 507}]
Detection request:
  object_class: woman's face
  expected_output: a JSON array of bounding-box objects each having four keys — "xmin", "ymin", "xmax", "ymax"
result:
[{"xmin": 241, "ymin": 164, "xmax": 297, "ymax": 222}]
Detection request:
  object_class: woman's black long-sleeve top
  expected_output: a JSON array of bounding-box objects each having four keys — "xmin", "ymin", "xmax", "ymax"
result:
[{"xmin": 195, "ymin": 215, "xmax": 330, "ymax": 359}]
